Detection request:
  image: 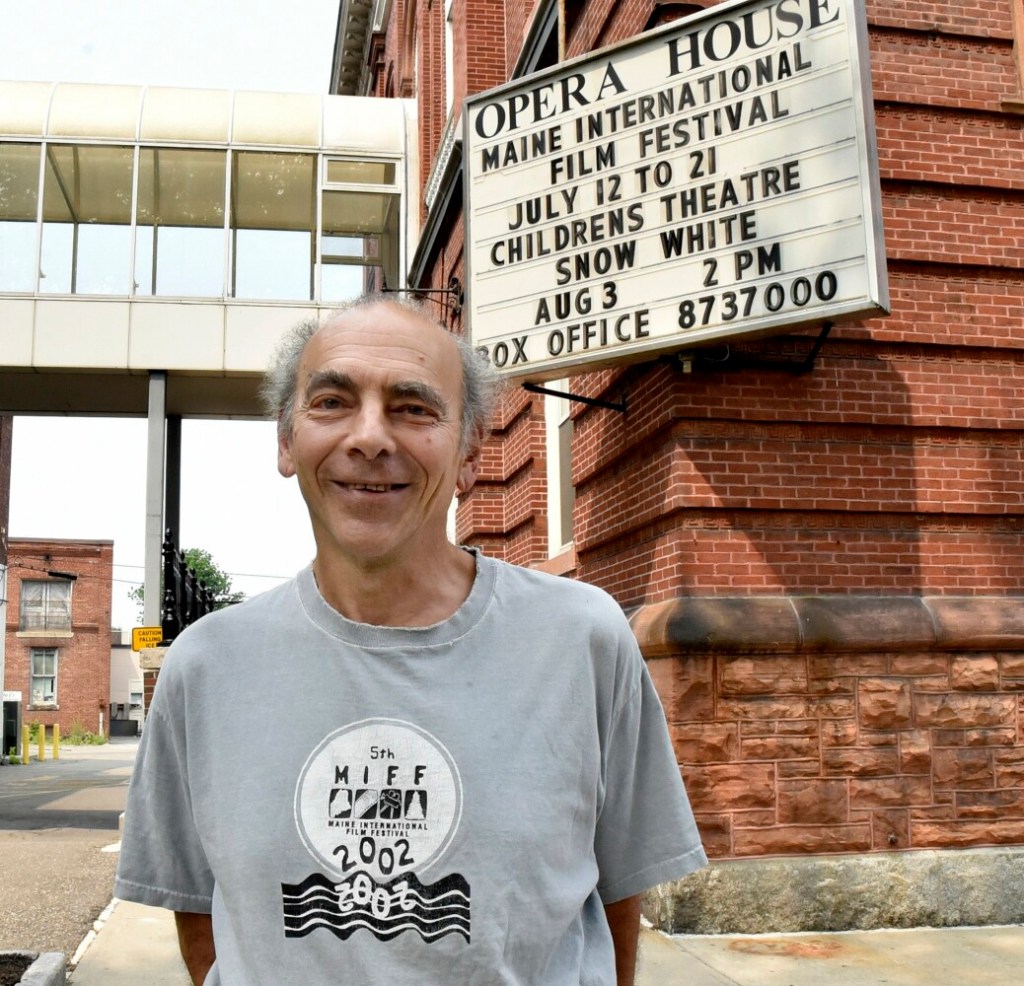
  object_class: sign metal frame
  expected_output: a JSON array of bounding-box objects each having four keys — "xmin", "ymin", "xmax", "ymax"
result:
[{"xmin": 462, "ymin": 0, "xmax": 889, "ymax": 381}]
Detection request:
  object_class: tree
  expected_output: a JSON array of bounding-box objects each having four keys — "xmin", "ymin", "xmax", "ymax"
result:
[{"xmin": 129, "ymin": 547, "xmax": 245, "ymax": 622}]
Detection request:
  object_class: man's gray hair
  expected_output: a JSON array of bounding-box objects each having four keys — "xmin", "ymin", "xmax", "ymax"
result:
[{"xmin": 261, "ymin": 293, "xmax": 502, "ymax": 451}]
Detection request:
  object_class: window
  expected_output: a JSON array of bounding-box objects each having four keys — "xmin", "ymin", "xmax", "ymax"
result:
[
  {"xmin": 40, "ymin": 143, "xmax": 134, "ymax": 294},
  {"xmin": 0, "ymin": 142, "xmax": 41, "ymax": 292},
  {"xmin": 231, "ymin": 150, "xmax": 317, "ymax": 300},
  {"xmin": 321, "ymin": 157, "xmax": 400, "ymax": 298},
  {"xmin": 30, "ymin": 648, "xmax": 58, "ymax": 706},
  {"xmin": 544, "ymin": 385, "xmax": 575, "ymax": 555},
  {"xmin": 513, "ymin": 0, "xmax": 559, "ymax": 78},
  {"xmin": 135, "ymin": 147, "xmax": 227, "ymax": 297},
  {"xmin": 19, "ymin": 579, "xmax": 72, "ymax": 632}
]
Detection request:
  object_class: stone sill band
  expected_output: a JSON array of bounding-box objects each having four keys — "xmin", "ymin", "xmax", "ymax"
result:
[{"xmin": 629, "ymin": 596, "xmax": 1024, "ymax": 657}]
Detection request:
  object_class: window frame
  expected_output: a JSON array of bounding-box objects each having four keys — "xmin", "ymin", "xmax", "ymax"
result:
[
  {"xmin": 18, "ymin": 579, "xmax": 73, "ymax": 633},
  {"xmin": 318, "ymin": 154, "xmax": 403, "ymax": 298},
  {"xmin": 1009, "ymin": 0, "xmax": 1024, "ymax": 110},
  {"xmin": 544, "ymin": 383, "xmax": 576, "ymax": 557},
  {"xmin": 30, "ymin": 647, "xmax": 59, "ymax": 708}
]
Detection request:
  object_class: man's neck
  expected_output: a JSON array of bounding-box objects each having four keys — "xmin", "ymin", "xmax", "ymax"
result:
[{"xmin": 311, "ymin": 543, "xmax": 476, "ymax": 627}]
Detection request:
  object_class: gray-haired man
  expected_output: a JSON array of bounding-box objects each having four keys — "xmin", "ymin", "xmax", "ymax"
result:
[{"xmin": 116, "ymin": 295, "xmax": 706, "ymax": 985}]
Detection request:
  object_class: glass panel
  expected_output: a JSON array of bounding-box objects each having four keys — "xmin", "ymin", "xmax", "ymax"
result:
[
  {"xmin": 135, "ymin": 147, "xmax": 226, "ymax": 297},
  {"xmin": 326, "ymin": 159, "xmax": 396, "ymax": 185},
  {"xmin": 322, "ymin": 189, "xmax": 394, "ymax": 236},
  {"xmin": 40, "ymin": 143, "xmax": 134, "ymax": 295},
  {"xmin": 322, "ymin": 235, "xmax": 379, "ymax": 260},
  {"xmin": 20, "ymin": 581, "xmax": 72, "ymax": 631},
  {"xmin": 321, "ymin": 189, "xmax": 399, "ymax": 291},
  {"xmin": 321, "ymin": 264, "xmax": 369, "ymax": 304},
  {"xmin": 31, "ymin": 649, "xmax": 57, "ymax": 675},
  {"xmin": 30, "ymin": 646, "xmax": 57, "ymax": 704},
  {"xmin": 39, "ymin": 221, "xmax": 73, "ymax": 292},
  {"xmin": 231, "ymin": 151, "xmax": 315, "ymax": 300},
  {"xmin": 0, "ymin": 142, "xmax": 40, "ymax": 291},
  {"xmin": 234, "ymin": 229, "xmax": 312, "ymax": 300},
  {"xmin": 76, "ymin": 224, "xmax": 133, "ymax": 294}
]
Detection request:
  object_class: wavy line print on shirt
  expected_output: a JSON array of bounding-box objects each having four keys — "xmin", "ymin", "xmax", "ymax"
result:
[
  {"xmin": 282, "ymin": 870, "xmax": 470, "ymax": 942},
  {"xmin": 289, "ymin": 718, "xmax": 470, "ymax": 943}
]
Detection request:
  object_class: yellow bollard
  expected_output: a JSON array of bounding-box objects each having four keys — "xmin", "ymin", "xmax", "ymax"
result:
[
  {"xmin": 21, "ymin": 724, "xmax": 30, "ymax": 765},
  {"xmin": 52, "ymin": 723, "xmax": 60, "ymax": 760},
  {"xmin": 38, "ymin": 726, "xmax": 45, "ymax": 762}
]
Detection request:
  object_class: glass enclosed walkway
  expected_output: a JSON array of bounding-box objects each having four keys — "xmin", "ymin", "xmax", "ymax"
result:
[{"xmin": 0, "ymin": 80, "xmax": 415, "ymax": 416}]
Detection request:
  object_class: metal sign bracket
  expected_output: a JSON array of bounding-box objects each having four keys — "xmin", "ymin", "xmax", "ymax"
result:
[
  {"xmin": 522, "ymin": 382, "xmax": 627, "ymax": 414},
  {"xmin": 676, "ymin": 322, "xmax": 834, "ymax": 376}
]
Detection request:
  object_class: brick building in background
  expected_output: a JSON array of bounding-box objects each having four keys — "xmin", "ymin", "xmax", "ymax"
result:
[
  {"xmin": 4, "ymin": 539, "xmax": 113, "ymax": 739},
  {"xmin": 332, "ymin": 0, "xmax": 1024, "ymax": 929}
]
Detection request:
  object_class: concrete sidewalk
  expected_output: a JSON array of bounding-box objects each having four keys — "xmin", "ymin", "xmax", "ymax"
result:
[{"xmin": 68, "ymin": 895, "xmax": 1024, "ymax": 985}]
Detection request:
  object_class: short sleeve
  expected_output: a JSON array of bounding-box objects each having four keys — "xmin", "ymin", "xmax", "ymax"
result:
[
  {"xmin": 114, "ymin": 671, "xmax": 215, "ymax": 913},
  {"xmin": 594, "ymin": 654, "xmax": 707, "ymax": 904}
]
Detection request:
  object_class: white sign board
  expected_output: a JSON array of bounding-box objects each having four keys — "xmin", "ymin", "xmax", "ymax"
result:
[{"xmin": 463, "ymin": 0, "xmax": 889, "ymax": 380}]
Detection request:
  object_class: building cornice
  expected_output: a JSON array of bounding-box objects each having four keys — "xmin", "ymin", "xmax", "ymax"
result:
[{"xmin": 331, "ymin": 0, "xmax": 376, "ymax": 95}]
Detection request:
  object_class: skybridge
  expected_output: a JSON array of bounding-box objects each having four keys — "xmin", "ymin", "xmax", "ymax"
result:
[
  {"xmin": 0, "ymin": 80, "xmax": 415, "ymax": 416},
  {"xmin": 0, "ymin": 80, "xmax": 416, "ymax": 621}
]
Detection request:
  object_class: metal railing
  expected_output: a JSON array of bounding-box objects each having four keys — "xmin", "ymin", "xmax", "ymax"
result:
[{"xmin": 161, "ymin": 531, "xmax": 216, "ymax": 643}]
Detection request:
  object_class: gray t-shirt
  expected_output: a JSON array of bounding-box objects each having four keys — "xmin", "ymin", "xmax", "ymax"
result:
[{"xmin": 116, "ymin": 552, "xmax": 706, "ymax": 984}]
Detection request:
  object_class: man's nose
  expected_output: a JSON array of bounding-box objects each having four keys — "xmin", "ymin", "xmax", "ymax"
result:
[{"xmin": 344, "ymin": 400, "xmax": 396, "ymax": 459}]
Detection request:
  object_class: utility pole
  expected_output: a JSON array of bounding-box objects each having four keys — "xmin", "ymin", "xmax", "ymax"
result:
[{"xmin": 1, "ymin": 416, "xmax": 13, "ymax": 761}]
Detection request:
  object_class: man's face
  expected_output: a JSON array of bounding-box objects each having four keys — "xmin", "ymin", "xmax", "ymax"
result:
[{"xmin": 277, "ymin": 303, "xmax": 478, "ymax": 571}]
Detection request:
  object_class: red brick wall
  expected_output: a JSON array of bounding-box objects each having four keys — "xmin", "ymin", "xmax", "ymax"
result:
[
  {"xmin": 561, "ymin": 1, "xmax": 1023, "ymax": 607},
  {"xmin": 398, "ymin": 0, "xmax": 1024, "ymax": 575},
  {"xmin": 4, "ymin": 539, "xmax": 113, "ymax": 737},
  {"xmin": 416, "ymin": 0, "xmax": 446, "ymax": 220}
]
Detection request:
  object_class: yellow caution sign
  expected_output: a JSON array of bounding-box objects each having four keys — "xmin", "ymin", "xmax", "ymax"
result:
[{"xmin": 132, "ymin": 626, "xmax": 163, "ymax": 651}]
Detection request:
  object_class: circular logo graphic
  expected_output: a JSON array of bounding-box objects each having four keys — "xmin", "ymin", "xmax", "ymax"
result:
[{"xmin": 294, "ymin": 719, "xmax": 463, "ymax": 881}]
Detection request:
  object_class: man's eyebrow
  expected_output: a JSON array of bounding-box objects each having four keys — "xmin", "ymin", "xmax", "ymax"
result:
[
  {"xmin": 390, "ymin": 381, "xmax": 450, "ymax": 418},
  {"xmin": 301, "ymin": 370, "xmax": 450, "ymax": 418},
  {"xmin": 303, "ymin": 369, "xmax": 355, "ymax": 397}
]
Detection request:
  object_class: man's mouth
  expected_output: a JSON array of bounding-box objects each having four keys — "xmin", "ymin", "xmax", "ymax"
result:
[{"xmin": 341, "ymin": 482, "xmax": 406, "ymax": 492}]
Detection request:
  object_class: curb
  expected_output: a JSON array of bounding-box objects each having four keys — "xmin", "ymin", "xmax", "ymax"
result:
[
  {"xmin": 0, "ymin": 951, "xmax": 67, "ymax": 986},
  {"xmin": 68, "ymin": 898, "xmax": 119, "ymax": 971}
]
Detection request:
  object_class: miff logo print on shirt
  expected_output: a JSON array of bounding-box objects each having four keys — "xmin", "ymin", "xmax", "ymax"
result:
[{"xmin": 285, "ymin": 719, "xmax": 470, "ymax": 943}]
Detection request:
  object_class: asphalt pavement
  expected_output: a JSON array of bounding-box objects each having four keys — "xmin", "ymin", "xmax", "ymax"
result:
[
  {"xmin": 0, "ymin": 738, "xmax": 133, "ymax": 964},
  {"xmin": 5, "ymin": 738, "xmax": 1024, "ymax": 985}
]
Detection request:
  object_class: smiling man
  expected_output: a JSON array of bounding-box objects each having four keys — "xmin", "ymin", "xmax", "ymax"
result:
[{"xmin": 115, "ymin": 295, "xmax": 706, "ymax": 986}]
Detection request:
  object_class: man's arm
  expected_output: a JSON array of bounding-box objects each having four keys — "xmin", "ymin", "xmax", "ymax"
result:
[
  {"xmin": 175, "ymin": 911, "xmax": 215, "ymax": 986},
  {"xmin": 604, "ymin": 893, "xmax": 643, "ymax": 986}
]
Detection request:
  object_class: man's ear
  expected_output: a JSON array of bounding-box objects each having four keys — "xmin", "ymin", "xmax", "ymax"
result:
[
  {"xmin": 277, "ymin": 422, "xmax": 296, "ymax": 478},
  {"xmin": 456, "ymin": 445, "xmax": 480, "ymax": 495}
]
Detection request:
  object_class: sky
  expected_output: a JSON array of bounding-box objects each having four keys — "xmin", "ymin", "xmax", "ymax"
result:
[{"xmin": 1, "ymin": 0, "xmax": 341, "ymax": 629}]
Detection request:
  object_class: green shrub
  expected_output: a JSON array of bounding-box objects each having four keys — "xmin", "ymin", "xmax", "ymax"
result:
[{"xmin": 63, "ymin": 721, "xmax": 108, "ymax": 746}]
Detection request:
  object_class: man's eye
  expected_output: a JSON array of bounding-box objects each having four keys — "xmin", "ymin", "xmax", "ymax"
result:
[
  {"xmin": 311, "ymin": 395, "xmax": 343, "ymax": 410},
  {"xmin": 398, "ymin": 404, "xmax": 433, "ymax": 417}
]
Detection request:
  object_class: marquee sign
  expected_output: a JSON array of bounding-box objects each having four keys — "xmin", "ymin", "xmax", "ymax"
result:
[{"xmin": 463, "ymin": 0, "xmax": 889, "ymax": 380}]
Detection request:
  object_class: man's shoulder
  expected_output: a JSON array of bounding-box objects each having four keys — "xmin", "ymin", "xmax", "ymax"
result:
[
  {"xmin": 486, "ymin": 555, "xmax": 628, "ymax": 624},
  {"xmin": 158, "ymin": 574, "xmax": 302, "ymax": 666}
]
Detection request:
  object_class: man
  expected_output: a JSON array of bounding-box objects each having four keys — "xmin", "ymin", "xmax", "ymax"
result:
[{"xmin": 116, "ymin": 295, "xmax": 706, "ymax": 985}]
